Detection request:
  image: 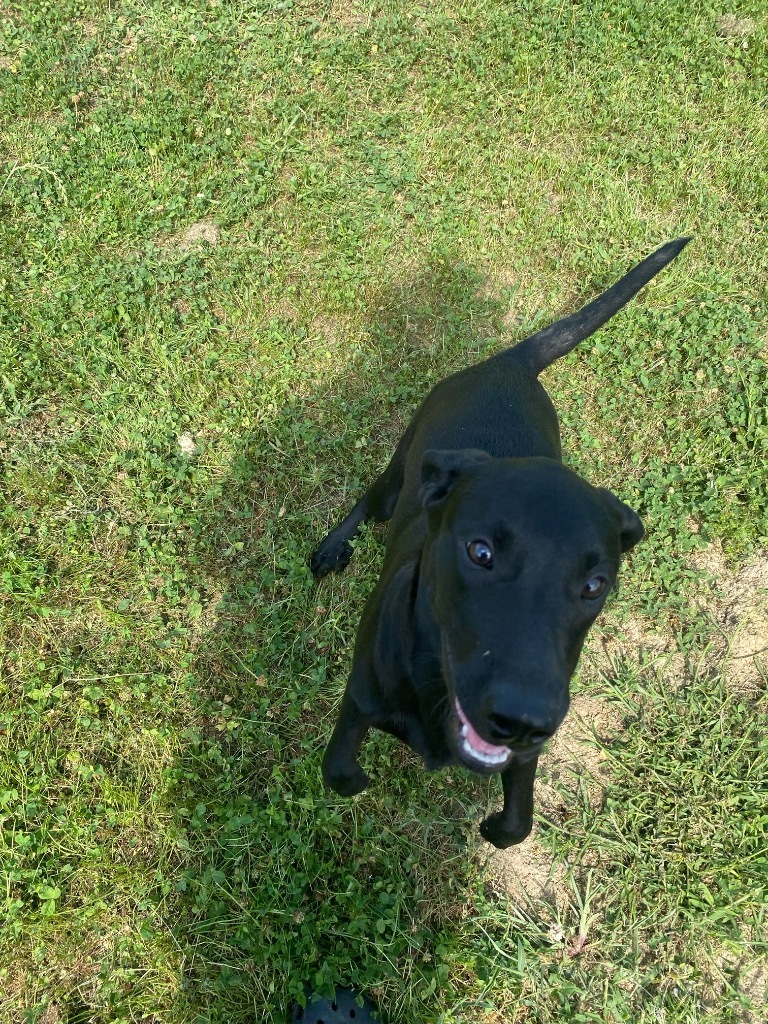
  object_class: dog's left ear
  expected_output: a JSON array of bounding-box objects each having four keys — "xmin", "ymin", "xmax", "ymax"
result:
[
  {"xmin": 599, "ymin": 489, "xmax": 644, "ymax": 553},
  {"xmin": 420, "ymin": 449, "xmax": 491, "ymax": 511}
]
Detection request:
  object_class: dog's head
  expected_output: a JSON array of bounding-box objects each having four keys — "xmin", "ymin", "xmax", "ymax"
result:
[{"xmin": 419, "ymin": 450, "xmax": 643, "ymax": 774}]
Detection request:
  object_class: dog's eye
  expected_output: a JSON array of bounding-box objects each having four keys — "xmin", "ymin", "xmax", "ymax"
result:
[
  {"xmin": 581, "ymin": 576, "xmax": 608, "ymax": 600},
  {"xmin": 467, "ymin": 540, "xmax": 493, "ymax": 567}
]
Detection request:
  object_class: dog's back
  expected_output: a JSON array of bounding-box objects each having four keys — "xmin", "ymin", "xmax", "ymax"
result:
[{"xmin": 389, "ymin": 236, "xmax": 692, "ymax": 534}]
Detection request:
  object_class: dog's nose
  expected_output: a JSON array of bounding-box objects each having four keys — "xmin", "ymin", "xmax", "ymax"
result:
[{"xmin": 486, "ymin": 712, "xmax": 554, "ymax": 747}]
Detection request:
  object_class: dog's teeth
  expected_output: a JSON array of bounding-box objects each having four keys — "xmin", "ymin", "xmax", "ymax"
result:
[
  {"xmin": 456, "ymin": 699, "xmax": 510, "ymax": 766},
  {"xmin": 461, "ymin": 736, "xmax": 508, "ymax": 766}
]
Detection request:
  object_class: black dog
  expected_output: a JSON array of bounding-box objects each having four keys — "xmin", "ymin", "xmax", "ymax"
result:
[{"xmin": 311, "ymin": 238, "xmax": 690, "ymax": 848}]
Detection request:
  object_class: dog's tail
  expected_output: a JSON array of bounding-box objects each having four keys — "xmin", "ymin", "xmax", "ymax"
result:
[{"xmin": 510, "ymin": 237, "xmax": 692, "ymax": 376}]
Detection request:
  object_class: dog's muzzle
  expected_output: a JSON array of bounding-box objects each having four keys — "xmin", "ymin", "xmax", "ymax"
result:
[{"xmin": 454, "ymin": 698, "xmax": 514, "ymax": 770}]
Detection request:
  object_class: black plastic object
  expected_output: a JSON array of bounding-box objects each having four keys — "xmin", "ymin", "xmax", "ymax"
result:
[{"xmin": 292, "ymin": 988, "xmax": 381, "ymax": 1023}]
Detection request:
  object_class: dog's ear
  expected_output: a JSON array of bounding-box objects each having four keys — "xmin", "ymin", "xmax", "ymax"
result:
[
  {"xmin": 599, "ymin": 489, "xmax": 644, "ymax": 553},
  {"xmin": 420, "ymin": 449, "xmax": 491, "ymax": 511}
]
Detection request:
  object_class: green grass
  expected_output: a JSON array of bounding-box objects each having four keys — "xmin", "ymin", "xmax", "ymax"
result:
[{"xmin": 1, "ymin": 0, "xmax": 767, "ymax": 1021}]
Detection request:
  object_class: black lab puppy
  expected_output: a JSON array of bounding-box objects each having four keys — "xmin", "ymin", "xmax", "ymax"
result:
[{"xmin": 312, "ymin": 238, "xmax": 690, "ymax": 848}]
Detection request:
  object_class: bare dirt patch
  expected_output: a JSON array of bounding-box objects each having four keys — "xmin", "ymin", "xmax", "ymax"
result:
[
  {"xmin": 589, "ymin": 611, "xmax": 674, "ymax": 666},
  {"xmin": 177, "ymin": 430, "xmax": 197, "ymax": 455},
  {"xmin": 5, "ymin": 406, "xmax": 73, "ymax": 447},
  {"xmin": 311, "ymin": 313, "xmax": 353, "ymax": 348},
  {"xmin": 585, "ymin": 609, "xmax": 690, "ymax": 694},
  {"xmin": 716, "ymin": 14, "xmax": 757, "ymax": 39},
  {"xmin": 712, "ymin": 942, "xmax": 768, "ymax": 1024},
  {"xmin": 483, "ymin": 695, "xmax": 621, "ymax": 911},
  {"xmin": 739, "ymin": 957, "xmax": 768, "ymax": 1024},
  {"xmin": 177, "ymin": 219, "xmax": 221, "ymax": 249},
  {"xmin": 474, "ymin": 266, "xmax": 525, "ymax": 330},
  {"xmin": 157, "ymin": 219, "xmax": 222, "ymax": 257},
  {"xmin": 323, "ymin": 0, "xmax": 371, "ymax": 32},
  {"xmin": 38, "ymin": 1003, "xmax": 62, "ymax": 1024},
  {"xmin": 485, "ymin": 829, "xmax": 568, "ymax": 912},
  {"xmin": 537, "ymin": 694, "xmax": 622, "ymax": 813},
  {"xmin": 690, "ymin": 544, "xmax": 768, "ymax": 693}
]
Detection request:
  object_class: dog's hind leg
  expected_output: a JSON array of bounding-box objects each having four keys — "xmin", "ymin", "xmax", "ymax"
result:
[
  {"xmin": 479, "ymin": 756, "xmax": 539, "ymax": 849},
  {"xmin": 310, "ymin": 427, "xmax": 411, "ymax": 578},
  {"xmin": 321, "ymin": 690, "xmax": 373, "ymax": 796}
]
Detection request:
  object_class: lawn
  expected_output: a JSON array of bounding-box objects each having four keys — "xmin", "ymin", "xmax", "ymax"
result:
[{"xmin": 1, "ymin": 1, "xmax": 767, "ymax": 1021}]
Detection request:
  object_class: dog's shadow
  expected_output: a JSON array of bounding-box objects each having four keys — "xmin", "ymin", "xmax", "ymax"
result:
[{"xmin": 163, "ymin": 260, "xmax": 523, "ymax": 1018}]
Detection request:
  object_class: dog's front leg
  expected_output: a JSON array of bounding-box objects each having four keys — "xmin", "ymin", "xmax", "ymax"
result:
[
  {"xmin": 311, "ymin": 431, "xmax": 412, "ymax": 578},
  {"xmin": 322, "ymin": 690, "xmax": 373, "ymax": 797},
  {"xmin": 310, "ymin": 494, "xmax": 372, "ymax": 578},
  {"xmin": 479, "ymin": 756, "xmax": 538, "ymax": 849}
]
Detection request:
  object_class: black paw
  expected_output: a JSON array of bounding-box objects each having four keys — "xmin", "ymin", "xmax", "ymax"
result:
[
  {"xmin": 310, "ymin": 535, "xmax": 353, "ymax": 579},
  {"xmin": 323, "ymin": 762, "xmax": 370, "ymax": 797},
  {"xmin": 479, "ymin": 812, "xmax": 532, "ymax": 849}
]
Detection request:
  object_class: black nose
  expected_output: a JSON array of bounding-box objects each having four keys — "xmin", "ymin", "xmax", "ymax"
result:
[{"xmin": 486, "ymin": 712, "xmax": 553, "ymax": 747}]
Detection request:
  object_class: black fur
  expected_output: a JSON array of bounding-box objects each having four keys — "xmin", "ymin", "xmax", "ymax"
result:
[{"xmin": 312, "ymin": 238, "xmax": 690, "ymax": 848}]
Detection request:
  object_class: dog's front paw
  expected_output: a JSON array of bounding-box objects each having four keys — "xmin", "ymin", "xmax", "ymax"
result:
[
  {"xmin": 310, "ymin": 535, "xmax": 353, "ymax": 579},
  {"xmin": 479, "ymin": 812, "xmax": 533, "ymax": 849},
  {"xmin": 323, "ymin": 762, "xmax": 370, "ymax": 798}
]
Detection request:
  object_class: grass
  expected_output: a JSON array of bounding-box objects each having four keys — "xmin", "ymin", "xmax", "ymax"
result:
[{"xmin": 1, "ymin": 0, "xmax": 767, "ymax": 1021}]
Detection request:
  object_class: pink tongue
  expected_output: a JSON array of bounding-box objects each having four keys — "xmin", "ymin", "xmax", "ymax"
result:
[{"xmin": 455, "ymin": 699, "xmax": 509, "ymax": 756}]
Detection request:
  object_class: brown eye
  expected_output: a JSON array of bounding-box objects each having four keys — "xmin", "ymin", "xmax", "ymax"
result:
[
  {"xmin": 581, "ymin": 576, "xmax": 608, "ymax": 600},
  {"xmin": 467, "ymin": 540, "xmax": 493, "ymax": 567}
]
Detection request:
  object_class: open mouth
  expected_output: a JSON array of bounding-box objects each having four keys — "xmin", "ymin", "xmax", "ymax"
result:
[{"xmin": 454, "ymin": 698, "xmax": 512, "ymax": 769}]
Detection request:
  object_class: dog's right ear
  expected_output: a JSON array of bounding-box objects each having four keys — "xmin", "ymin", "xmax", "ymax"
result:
[{"xmin": 420, "ymin": 449, "xmax": 491, "ymax": 511}]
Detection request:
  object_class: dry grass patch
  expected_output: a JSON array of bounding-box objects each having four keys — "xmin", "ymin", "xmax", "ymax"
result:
[
  {"xmin": 716, "ymin": 14, "xmax": 758, "ymax": 39},
  {"xmin": 323, "ymin": 0, "xmax": 372, "ymax": 31},
  {"xmin": 176, "ymin": 219, "xmax": 222, "ymax": 250}
]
